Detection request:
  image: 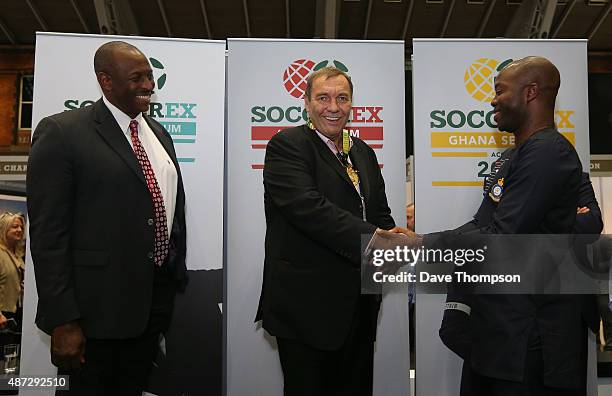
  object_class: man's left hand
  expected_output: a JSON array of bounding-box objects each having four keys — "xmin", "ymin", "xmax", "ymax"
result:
[
  {"xmin": 387, "ymin": 226, "xmax": 417, "ymax": 237},
  {"xmin": 369, "ymin": 228, "xmax": 423, "ymax": 274}
]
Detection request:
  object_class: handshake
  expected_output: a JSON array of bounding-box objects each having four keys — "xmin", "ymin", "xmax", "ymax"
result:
[
  {"xmin": 372, "ymin": 226, "xmax": 423, "ymax": 250},
  {"xmin": 367, "ymin": 226, "xmax": 424, "ymax": 274}
]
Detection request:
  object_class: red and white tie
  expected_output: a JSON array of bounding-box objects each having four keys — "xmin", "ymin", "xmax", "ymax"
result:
[{"xmin": 129, "ymin": 120, "xmax": 169, "ymax": 266}]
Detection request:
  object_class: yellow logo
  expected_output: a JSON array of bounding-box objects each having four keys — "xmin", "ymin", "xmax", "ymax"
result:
[
  {"xmin": 464, "ymin": 58, "xmax": 514, "ymax": 102},
  {"xmin": 464, "ymin": 58, "xmax": 499, "ymax": 102}
]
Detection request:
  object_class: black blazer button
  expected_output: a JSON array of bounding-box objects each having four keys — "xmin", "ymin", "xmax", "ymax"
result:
[
  {"xmin": 148, "ymin": 218, "xmax": 154, "ymax": 226},
  {"xmin": 148, "ymin": 252, "xmax": 154, "ymax": 259}
]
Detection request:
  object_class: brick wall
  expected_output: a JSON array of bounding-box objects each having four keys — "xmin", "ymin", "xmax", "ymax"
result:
[{"xmin": 0, "ymin": 48, "xmax": 34, "ymax": 154}]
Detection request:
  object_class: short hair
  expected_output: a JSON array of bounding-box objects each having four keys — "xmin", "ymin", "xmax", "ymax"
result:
[
  {"xmin": 94, "ymin": 41, "xmax": 142, "ymax": 75},
  {"xmin": 304, "ymin": 67, "xmax": 353, "ymax": 100},
  {"xmin": 0, "ymin": 212, "xmax": 25, "ymax": 257}
]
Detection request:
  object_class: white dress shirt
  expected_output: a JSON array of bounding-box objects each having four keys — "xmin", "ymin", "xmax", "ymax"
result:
[{"xmin": 102, "ymin": 96, "xmax": 178, "ymax": 232}]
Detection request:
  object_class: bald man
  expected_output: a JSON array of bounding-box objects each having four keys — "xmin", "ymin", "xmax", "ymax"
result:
[
  {"xmin": 413, "ymin": 57, "xmax": 586, "ymax": 394},
  {"xmin": 27, "ymin": 41, "xmax": 187, "ymax": 395}
]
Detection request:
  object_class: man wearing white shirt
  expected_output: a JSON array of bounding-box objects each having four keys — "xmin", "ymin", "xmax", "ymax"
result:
[{"xmin": 27, "ymin": 41, "xmax": 187, "ymax": 395}]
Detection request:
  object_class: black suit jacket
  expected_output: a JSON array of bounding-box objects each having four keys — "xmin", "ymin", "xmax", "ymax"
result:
[
  {"xmin": 256, "ymin": 125, "xmax": 395, "ymax": 350},
  {"xmin": 440, "ymin": 171, "xmax": 603, "ymax": 386},
  {"xmin": 27, "ymin": 99, "xmax": 187, "ymax": 339},
  {"xmin": 429, "ymin": 128, "xmax": 586, "ymax": 389},
  {"xmin": 575, "ymin": 172, "xmax": 604, "ymax": 335}
]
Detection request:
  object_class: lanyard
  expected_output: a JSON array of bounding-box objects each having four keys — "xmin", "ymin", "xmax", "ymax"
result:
[{"xmin": 308, "ymin": 122, "xmax": 366, "ymax": 219}]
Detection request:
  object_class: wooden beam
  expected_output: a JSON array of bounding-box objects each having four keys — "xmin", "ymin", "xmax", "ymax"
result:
[
  {"xmin": 314, "ymin": 0, "xmax": 338, "ymax": 38},
  {"xmin": 156, "ymin": 0, "xmax": 172, "ymax": 37},
  {"xmin": 401, "ymin": 0, "xmax": 415, "ymax": 39},
  {"xmin": 243, "ymin": 0, "xmax": 251, "ymax": 37},
  {"xmin": 93, "ymin": 0, "xmax": 139, "ymax": 35},
  {"xmin": 588, "ymin": 1, "xmax": 612, "ymax": 40},
  {"xmin": 199, "ymin": 0, "xmax": 212, "ymax": 39},
  {"xmin": 0, "ymin": 17, "xmax": 16, "ymax": 44},
  {"xmin": 551, "ymin": 0, "xmax": 575, "ymax": 38},
  {"xmin": 363, "ymin": 0, "xmax": 373, "ymax": 39},
  {"xmin": 476, "ymin": 0, "xmax": 496, "ymax": 38},
  {"xmin": 538, "ymin": 0, "xmax": 558, "ymax": 38},
  {"xmin": 70, "ymin": 0, "xmax": 90, "ymax": 33},
  {"xmin": 25, "ymin": 0, "xmax": 48, "ymax": 30},
  {"xmin": 439, "ymin": 0, "xmax": 456, "ymax": 38},
  {"xmin": 285, "ymin": 0, "xmax": 291, "ymax": 37}
]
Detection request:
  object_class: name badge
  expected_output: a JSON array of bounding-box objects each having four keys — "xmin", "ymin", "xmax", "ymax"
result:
[{"xmin": 489, "ymin": 178, "xmax": 504, "ymax": 203}]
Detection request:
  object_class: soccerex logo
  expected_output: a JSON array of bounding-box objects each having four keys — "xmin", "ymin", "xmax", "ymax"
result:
[
  {"xmin": 282, "ymin": 59, "xmax": 349, "ymax": 99},
  {"xmin": 149, "ymin": 57, "xmax": 167, "ymax": 90},
  {"xmin": 464, "ymin": 58, "xmax": 513, "ymax": 102}
]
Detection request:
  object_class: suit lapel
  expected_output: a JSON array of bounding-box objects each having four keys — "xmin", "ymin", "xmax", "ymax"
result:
[
  {"xmin": 304, "ymin": 126, "xmax": 355, "ymax": 190},
  {"xmin": 93, "ymin": 100, "xmax": 147, "ymax": 187},
  {"xmin": 349, "ymin": 143, "xmax": 370, "ymax": 202}
]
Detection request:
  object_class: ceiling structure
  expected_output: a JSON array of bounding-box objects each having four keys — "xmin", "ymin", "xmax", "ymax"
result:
[{"xmin": 0, "ymin": 0, "xmax": 610, "ymax": 54}]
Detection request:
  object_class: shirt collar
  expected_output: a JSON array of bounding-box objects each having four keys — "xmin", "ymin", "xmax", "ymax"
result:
[
  {"xmin": 314, "ymin": 129, "xmax": 353, "ymax": 155},
  {"xmin": 102, "ymin": 95, "xmax": 144, "ymax": 137}
]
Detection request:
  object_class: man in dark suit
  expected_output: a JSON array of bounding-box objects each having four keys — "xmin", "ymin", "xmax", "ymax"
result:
[
  {"xmin": 27, "ymin": 41, "xmax": 187, "ymax": 395},
  {"xmin": 256, "ymin": 67, "xmax": 396, "ymax": 395}
]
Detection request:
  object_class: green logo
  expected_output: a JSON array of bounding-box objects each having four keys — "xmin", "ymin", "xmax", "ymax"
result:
[
  {"xmin": 149, "ymin": 57, "xmax": 167, "ymax": 90},
  {"xmin": 313, "ymin": 60, "xmax": 348, "ymax": 72}
]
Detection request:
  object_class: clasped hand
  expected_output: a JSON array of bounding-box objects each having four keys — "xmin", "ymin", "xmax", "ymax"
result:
[{"xmin": 369, "ymin": 227, "xmax": 423, "ymax": 274}]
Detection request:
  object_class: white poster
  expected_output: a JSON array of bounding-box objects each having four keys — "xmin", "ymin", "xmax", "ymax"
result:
[
  {"xmin": 226, "ymin": 38, "xmax": 408, "ymax": 396},
  {"xmin": 412, "ymin": 39, "xmax": 591, "ymax": 396},
  {"xmin": 21, "ymin": 32, "xmax": 226, "ymax": 396}
]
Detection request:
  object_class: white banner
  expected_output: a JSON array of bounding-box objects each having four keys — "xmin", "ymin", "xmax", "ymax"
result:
[
  {"xmin": 226, "ymin": 38, "xmax": 408, "ymax": 396},
  {"xmin": 21, "ymin": 32, "xmax": 226, "ymax": 396},
  {"xmin": 413, "ymin": 39, "xmax": 591, "ymax": 396}
]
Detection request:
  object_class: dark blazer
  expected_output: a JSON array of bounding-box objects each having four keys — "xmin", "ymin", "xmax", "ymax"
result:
[
  {"xmin": 256, "ymin": 125, "xmax": 395, "ymax": 351},
  {"xmin": 27, "ymin": 99, "xmax": 187, "ymax": 339},
  {"xmin": 575, "ymin": 172, "xmax": 604, "ymax": 334},
  {"xmin": 428, "ymin": 128, "xmax": 586, "ymax": 390},
  {"xmin": 575, "ymin": 172, "xmax": 603, "ymax": 235},
  {"xmin": 440, "ymin": 171, "xmax": 603, "ymax": 394}
]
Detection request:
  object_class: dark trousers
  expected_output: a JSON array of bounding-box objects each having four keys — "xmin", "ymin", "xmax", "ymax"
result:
[
  {"xmin": 57, "ymin": 265, "xmax": 176, "ymax": 396},
  {"xmin": 461, "ymin": 347, "xmax": 586, "ymax": 396},
  {"xmin": 277, "ymin": 297, "xmax": 376, "ymax": 396},
  {"xmin": 597, "ymin": 294, "xmax": 612, "ymax": 349}
]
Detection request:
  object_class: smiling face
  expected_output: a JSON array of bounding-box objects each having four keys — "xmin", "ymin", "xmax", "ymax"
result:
[
  {"xmin": 304, "ymin": 74, "xmax": 352, "ymax": 142},
  {"xmin": 490, "ymin": 67, "xmax": 528, "ymax": 133},
  {"xmin": 97, "ymin": 48, "xmax": 154, "ymax": 119},
  {"xmin": 5, "ymin": 217, "xmax": 23, "ymax": 247}
]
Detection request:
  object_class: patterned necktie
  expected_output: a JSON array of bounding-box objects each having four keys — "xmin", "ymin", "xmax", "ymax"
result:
[{"xmin": 129, "ymin": 120, "xmax": 169, "ymax": 266}]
